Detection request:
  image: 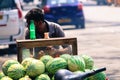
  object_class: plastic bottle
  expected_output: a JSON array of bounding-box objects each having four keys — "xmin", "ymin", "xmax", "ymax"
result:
[
  {"xmin": 29, "ymin": 20, "xmax": 36, "ymax": 58},
  {"xmin": 30, "ymin": 20, "xmax": 36, "ymax": 40}
]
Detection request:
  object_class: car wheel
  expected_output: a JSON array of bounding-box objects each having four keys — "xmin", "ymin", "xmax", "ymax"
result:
[
  {"xmin": 75, "ymin": 24, "xmax": 80, "ymax": 29},
  {"xmin": 75, "ymin": 25, "xmax": 85, "ymax": 29},
  {"xmin": 75, "ymin": 23, "xmax": 85, "ymax": 29},
  {"xmin": 97, "ymin": 2, "xmax": 100, "ymax": 5},
  {"xmin": 80, "ymin": 23, "xmax": 85, "ymax": 29},
  {"xmin": 97, "ymin": 0, "xmax": 100, "ymax": 5},
  {"xmin": 8, "ymin": 44, "xmax": 17, "ymax": 54}
]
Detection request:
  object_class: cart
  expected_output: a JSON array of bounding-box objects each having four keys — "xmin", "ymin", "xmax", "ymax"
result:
[
  {"xmin": 16, "ymin": 37, "xmax": 110, "ymax": 80},
  {"xmin": 16, "ymin": 37, "xmax": 78, "ymax": 63}
]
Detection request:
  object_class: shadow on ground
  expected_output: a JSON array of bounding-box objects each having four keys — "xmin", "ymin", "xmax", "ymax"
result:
[{"xmin": 0, "ymin": 48, "xmax": 17, "ymax": 56}]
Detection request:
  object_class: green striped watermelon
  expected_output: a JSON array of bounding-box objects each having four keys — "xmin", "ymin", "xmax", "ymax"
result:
[
  {"xmin": 81, "ymin": 54, "xmax": 94, "ymax": 70},
  {"xmin": 1, "ymin": 76, "xmax": 13, "ymax": 80},
  {"xmin": 21, "ymin": 58, "xmax": 35, "ymax": 69},
  {"xmin": 46, "ymin": 57, "xmax": 67, "ymax": 75},
  {"xmin": 0, "ymin": 72, "xmax": 5, "ymax": 79},
  {"xmin": 2, "ymin": 60, "xmax": 19, "ymax": 76},
  {"xmin": 19, "ymin": 75, "xmax": 31, "ymax": 80},
  {"xmin": 35, "ymin": 74, "xmax": 50, "ymax": 80},
  {"xmin": 7, "ymin": 64, "xmax": 25, "ymax": 80},
  {"xmin": 88, "ymin": 72, "xmax": 106, "ymax": 80},
  {"xmin": 25, "ymin": 59, "xmax": 45, "ymax": 78},
  {"xmin": 86, "ymin": 68, "xmax": 106, "ymax": 80},
  {"xmin": 74, "ymin": 71, "xmax": 88, "ymax": 80},
  {"xmin": 60, "ymin": 54, "xmax": 71, "ymax": 62},
  {"xmin": 40, "ymin": 55, "xmax": 53, "ymax": 65},
  {"xmin": 52, "ymin": 75, "xmax": 54, "ymax": 80},
  {"xmin": 68, "ymin": 56, "xmax": 85, "ymax": 72}
]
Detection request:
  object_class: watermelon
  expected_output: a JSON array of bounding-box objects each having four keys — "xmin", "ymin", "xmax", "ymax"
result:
[
  {"xmin": 40, "ymin": 55, "xmax": 53, "ymax": 65},
  {"xmin": 88, "ymin": 72, "xmax": 106, "ymax": 80},
  {"xmin": 1, "ymin": 76, "xmax": 13, "ymax": 80},
  {"xmin": 52, "ymin": 76, "xmax": 54, "ymax": 80},
  {"xmin": 46, "ymin": 57, "xmax": 67, "ymax": 75},
  {"xmin": 21, "ymin": 58, "xmax": 35, "ymax": 69},
  {"xmin": 7, "ymin": 64, "xmax": 25, "ymax": 80},
  {"xmin": 0, "ymin": 72, "xmax": 5, "ymax": 79},
  {"xmin": 35, "ymin": 74, "xmax": 50, "ymax": 80},
  {"xmin": 81, "ymin": 54, "xmax": 94, "ymax": 70},
  {"xmin": 68, "ymin": 56, "xmax": 85, "ymax": 72},
  {"xmin": 60, "ymin": 54, "xmax": 71, "ymax": 62},
  {"xmin": 86, "ymin": 68, "xmax": 106, "ymax": 80},
  {"xmin": 74, "ymin": 71, "xmax": 88, "ymax": 80},
  {"xmin": 19, "ymin": 75, "xmax": 31, "ymax": 80},
  {"xmin": 2, "ymin": 60, "xmax": 19, "ymax": 76},
  {"xmin": 74, "ymin": 70, "xmax": 84, "ymax": 74},
  {"xmin": 25, "ymin": 59, "xmax": 45, "ymax": 78}
]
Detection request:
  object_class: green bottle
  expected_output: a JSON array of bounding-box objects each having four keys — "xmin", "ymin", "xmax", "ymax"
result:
[{"xmin": 30, "ymin": 20, "xmax": 36, "ymax": 40}]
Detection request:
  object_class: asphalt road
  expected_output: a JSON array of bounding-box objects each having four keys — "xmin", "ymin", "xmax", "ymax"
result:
[
  {"xmin": 65, "ymin": 26, "xmax": 120, "ymax": 80},
  {"xmin": 0, "ymin": 2, "xmax": 120, "ymax": 80}
]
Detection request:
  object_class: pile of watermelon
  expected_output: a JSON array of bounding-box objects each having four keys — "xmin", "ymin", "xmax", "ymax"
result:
[{"xmin": 0, "ymin": 54, "xmax": 107, "ymax": 80}]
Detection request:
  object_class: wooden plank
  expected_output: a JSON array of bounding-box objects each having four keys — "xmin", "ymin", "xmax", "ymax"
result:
[{"xmin": 16, "ymin": 37, "xmax": 78, "ymax": 62}]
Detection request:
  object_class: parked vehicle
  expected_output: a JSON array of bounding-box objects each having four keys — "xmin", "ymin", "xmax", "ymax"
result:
[
  {"xmin": 37, "ymin": 0, "xmax": 85, "ymax": 29},
  {"xmin": 23, "ymin": 0, "xmax": 34, "ymax": 4},
  {"xmin": 96, "ymin": 0, "xmax": 108, "ymax": 5},
  {"xmin": 78, "ymin": 0, "xmax": 87, "ymax": 3},
  {"xmin": 0, "ymin": 0, "xmax": 25, "ymax": 52}
]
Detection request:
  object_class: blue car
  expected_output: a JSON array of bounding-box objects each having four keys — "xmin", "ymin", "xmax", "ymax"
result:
[
  {"xmin": 37, "ymin": 0, "xmax": 85, "ymax": 29},
  {"xmin": 23, "ymin": 0, "xmax": 34, "ymax": 4}
]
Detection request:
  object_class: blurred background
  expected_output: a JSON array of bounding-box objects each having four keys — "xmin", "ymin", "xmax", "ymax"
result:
[{"xmin": 0, "ymin": 0, "xmax": 120, "ymax": 79}]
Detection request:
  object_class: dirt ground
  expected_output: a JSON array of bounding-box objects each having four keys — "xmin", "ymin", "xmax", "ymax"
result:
[
  {"xmin": 0, "ymin": 25, "xmax": 120, "ymax": 80},
  {"xmin": 64, "ymin": 25, "xmax": 120, "ymax": 80}
]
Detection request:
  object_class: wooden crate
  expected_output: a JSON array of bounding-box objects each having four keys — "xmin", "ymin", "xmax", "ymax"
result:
[{"xmin": 16, "ymin": 37, "xmax": 78, "ymax": 63}]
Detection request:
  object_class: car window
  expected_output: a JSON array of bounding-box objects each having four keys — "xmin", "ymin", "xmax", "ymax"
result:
[
  {"xmin": 47, "ymin": 0, "xmax": 78, "ymax": 5},
  {"xmin": 0, "ymin": 0, "xmax": 16, "ymax": 10}
]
